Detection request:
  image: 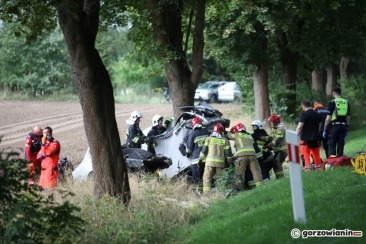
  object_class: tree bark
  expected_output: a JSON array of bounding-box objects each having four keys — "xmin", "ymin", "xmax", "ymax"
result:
[
  {"xmin": 339, "ymin": 56, "xmax": 350, "ymax": 81},
  {"xmin": 311, "ymin": 68, "xmax": 323, "ymax": 92},
  {"xmin": 147, "ymin": 0, "xmax": 205, "ymax": 119},
  {"xmin": 326, "ymin": 64, "xmax": 337, "ymax": 96},
  {"xmin": 57, "ymin": 0, "xmax": 130, "ymax": 203},
  {"xmin": 253, "ymin": 61, "xmax": 270, "ymax": 121},
  {"xmin": 276, "ymin": 31, "xmax": 298, "ymax": 116}
]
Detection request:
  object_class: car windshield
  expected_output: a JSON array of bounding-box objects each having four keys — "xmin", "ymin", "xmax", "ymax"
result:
[{"xmin": 198, "ymin": 82, "xmax": 219, "ymax": 89}]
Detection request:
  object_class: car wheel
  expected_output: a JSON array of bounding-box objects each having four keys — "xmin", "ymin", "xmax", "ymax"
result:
[
  {"xmin": 234, "ymin": 97, "xmax": 241, "ymax": 104},
  {"xmin": 209, "ymin": 95, "xmax": 218, "ymax": 103}
]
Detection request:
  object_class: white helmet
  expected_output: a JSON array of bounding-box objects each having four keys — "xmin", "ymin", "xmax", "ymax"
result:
[
  {"xmin": 126, "ymin": 111, "xmax": 142, "ymax": 125},
  {"xmin": 152, "ymin": 115, "xmax": 163, "ymax": 126},
  {"xmin": 251, "ymin": 120, "xmax": 263, "ymax": 130}
]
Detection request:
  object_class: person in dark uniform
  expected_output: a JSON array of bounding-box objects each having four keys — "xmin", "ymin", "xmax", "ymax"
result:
[
  {"xmin": 146, "ymin": 115, "xmax": 169, "ymax": 155},
  {"xmin": 185, "ymin": 117, "xmax": 210, "ymax": 185},
  {"xmin": 313, "ymin": 99, "xmax": 329, "ymax": 158},
  {"xmin": 323, "ymin": 87, "xmax": 351, "ymax": 157},
  {"xmin": 250, "ymin": 120, "xmax": 273, "ymax": 183},
  {"xmin": 125, "ymin": 111, "xmax": 146, "ymax": 148}
]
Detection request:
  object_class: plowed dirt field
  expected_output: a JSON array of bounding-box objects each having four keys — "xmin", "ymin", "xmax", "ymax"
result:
[{"xmin": 1, "ymin": 100, "xmax": 243, "ymax": 166}]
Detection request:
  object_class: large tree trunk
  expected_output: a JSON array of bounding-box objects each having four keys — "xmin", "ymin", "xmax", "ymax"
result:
[
  {"xmin": 253, "ymin": 61, "xmax": 270, "ymax": 121},
  {"xmin": 276, "ymin": 31, "xmax": 298, "ymax": 116},
  {"xmin": 326, "ymin": 64, "xmax": 337, "ymax": 96},
  {"xmin": 311, "ymin": 68, "xmax": 323, "ymax": 92},
  {"xmin": 339, "ymin": 56, "xmax": 350, "ymax": 81},
  {"xmin": 57, "ymin": 0, "xmax": 130, "ymax": 203},
  {"xmin": 147, "ymin": 0, "xmax": 205, "ymax": 119}
]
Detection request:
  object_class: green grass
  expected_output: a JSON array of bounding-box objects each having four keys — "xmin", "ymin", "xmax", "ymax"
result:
[
  {"xmin": 345, "ymin": 126, "xmax": 366, "ymax": 156},
  {"xmin": 171, "ymin": 127, "xmax": 366, "ymax": 244}
]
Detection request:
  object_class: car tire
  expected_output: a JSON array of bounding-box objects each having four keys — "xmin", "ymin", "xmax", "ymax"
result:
[
  {"xmin": 209, "ymin": 95, "xmax": 218, "ymax": 103},
  {"xmin": 234, "ymin": 97, "xmax": 241, "ymax": 104}
]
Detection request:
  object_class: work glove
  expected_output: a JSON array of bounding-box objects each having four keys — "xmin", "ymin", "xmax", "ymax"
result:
[
  {"xmin": 322, "ymin": 131, "xmax": 327, "ymax": 139},
  {"xmin": 41, "ymin": 135, "xmax": 47, "ymax": 144}
]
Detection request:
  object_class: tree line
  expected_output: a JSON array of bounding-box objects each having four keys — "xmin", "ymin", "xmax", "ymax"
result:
[{"xmin": 1, "ymin": 0, "xmax": 366, "ymax": 201}]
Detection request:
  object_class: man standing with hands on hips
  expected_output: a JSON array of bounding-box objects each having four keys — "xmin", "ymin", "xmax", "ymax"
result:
[{"xmin": 323, "ymin": 87, "xmax": 351, "ymax": 158}]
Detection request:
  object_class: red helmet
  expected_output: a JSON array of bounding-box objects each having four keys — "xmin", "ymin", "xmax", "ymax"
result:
[
  {"xmin": 213, "ymin": 123, "xmax": 224, "ymax": 134},
  {"xmin": 230, "ymin": 123, "xmax": 246, "ymax": 133},
  {"xmin": 192, "ymin": 117, "xmax": 202, "ymax": 127},
  {"xmin": 268, "ymin": 114, "xmax": 281, "ymax": 126}
]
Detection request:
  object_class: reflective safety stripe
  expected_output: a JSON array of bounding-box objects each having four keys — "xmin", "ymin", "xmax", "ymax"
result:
[
  {"xmin": 194, "ymin": 135, "xmax": 208, "ymax": 147},
  {"xmin": 203, "ymin": 186, "xmax": 211, "ymax": 193},
  {"xmin": 191, "ymin": 158, "xmax": 200, "ymax": 165},
  {"xmin": 235, "ymin": 133, "xmax": 255, "ymax": 154},
  {"xmin": 256, "ymin": 151, "xmax": 263, "ymax": 158},
  {"xmin": 205, "ymin": 156, "xmax": 225, "ymax": 164},
  {"xmin": 247, "ymin": 180, "xmax": 255, "ymax": 186},
  {"xmin": 132, "ymin": 137, "xmax": 140, "ymax": 143},
  {"xmin": 255, "ymin": 181, "xmax": 263, "ymax": 187}
]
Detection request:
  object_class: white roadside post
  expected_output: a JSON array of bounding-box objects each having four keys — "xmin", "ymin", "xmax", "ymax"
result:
[{"xmin": 286, "ymin": 130, "xmax": 307, "ymax": 224}]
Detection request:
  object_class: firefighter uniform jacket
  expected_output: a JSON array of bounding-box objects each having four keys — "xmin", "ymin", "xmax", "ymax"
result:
[
  {"xmin": 126, "ymin": 124, "xmax": 145, "ymax": 148},
  {"xmin": 269, "ymin": 127, "xmax": 287, "ymax": 153},
  {"xmin": 146, "ymin": 125, "xmax": 166, "ymax": 154},
  {"xmin": 227, "ymin": 131, "xmax": 256, "ymax": 157},
  {"xmin": 186, "ymin": 127, "xmax": 210, "ymax": 164},
  {"xmin": 251, "ymin": 129, "xmax": 270, "ymax": 159},
  {"xmin": 199, "ymin": 133, "xmax": 233, "ymax": 167}
]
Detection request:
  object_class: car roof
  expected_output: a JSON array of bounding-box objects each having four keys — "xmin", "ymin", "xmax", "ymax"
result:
[{"xmin": 218, "ymin": 81, "xmax": 237, "ymax": 88}]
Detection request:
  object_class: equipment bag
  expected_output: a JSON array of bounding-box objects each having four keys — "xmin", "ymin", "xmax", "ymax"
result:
[{"xmin": 323, "ymin": 155, "xmax": 353, "ymax": 170}]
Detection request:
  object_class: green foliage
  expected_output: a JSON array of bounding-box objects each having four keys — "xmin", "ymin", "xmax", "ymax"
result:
[
  {"xmin": 0, "ymin": 23, "xmax": 74, "ymax": 96},
  {"xmin": 0, "ymin": 147, "xmax": 85, "ymax": 243},
  {"xmin": 339, "ymin": 75, "xmax": 366, "ymax": 129},
  {"xmin": 213, "ymin": 165, "xmax": 239, "ymax": 194}
]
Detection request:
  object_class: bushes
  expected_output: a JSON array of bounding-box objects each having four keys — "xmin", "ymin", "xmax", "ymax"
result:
[{"xmin": 0, "ymin": 147, "xmax": 85, "ymax": 243}]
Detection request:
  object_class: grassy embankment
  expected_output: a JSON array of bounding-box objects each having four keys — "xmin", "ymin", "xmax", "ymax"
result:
[
  {"xmin": 63, "ymin": 125, "xmax": 366, "ymax": 243},
  {"xmin": 171, "ymin": 127, "xmax": 366, "ymax": 243}
]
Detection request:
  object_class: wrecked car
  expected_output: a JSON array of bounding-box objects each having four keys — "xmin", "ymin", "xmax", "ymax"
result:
[
  {"xmin": 72, "ymin": 147, "xmax": 172, "ymax": 180},
  {"xmin": 142, "ymin": 102, "xmax": 230, "ymax": 178},
  {"xmin": 72, "ymin": 102, "xmax": 229, "ymax": 180}
]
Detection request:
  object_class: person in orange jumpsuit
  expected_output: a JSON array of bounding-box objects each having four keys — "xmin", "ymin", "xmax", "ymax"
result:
[
  {"xmin": 37, "ymin": 126, "xmax": 61, "ymax": 190},
  {"xmin": 25, "ymin": 126, "xmax": 43, "ymax": 184}
]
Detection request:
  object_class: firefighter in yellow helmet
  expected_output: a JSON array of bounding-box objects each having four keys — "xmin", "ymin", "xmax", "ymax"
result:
[
  {"xmin": 199, "ymin": 123, "xmax": 233, "ymax": 195},
  {"xmin": 228, "ymin": 123, "xmax": 263, "ymax": 190},
  {"xmin": 266, "ymin": 114, "xmax": 287, "ymax": 179}
]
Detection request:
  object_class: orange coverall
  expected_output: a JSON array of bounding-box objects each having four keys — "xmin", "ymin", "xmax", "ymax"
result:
[{"xmin": 37, "ymin": 140, "xmax": 61, "ymax": 190}]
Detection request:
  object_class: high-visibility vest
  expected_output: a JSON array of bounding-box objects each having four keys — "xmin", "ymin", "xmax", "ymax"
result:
[{"xmin": 331, "ymin": 98, "xmax": 348, "ymax": 121}]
